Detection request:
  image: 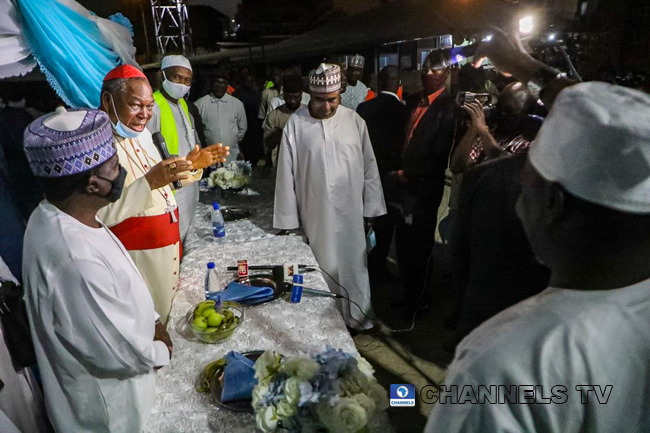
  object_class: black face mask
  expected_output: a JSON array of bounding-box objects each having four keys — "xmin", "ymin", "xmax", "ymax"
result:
[{"xmin": 96, "ymin": 166, "xmax": 127, "ymax": 203}]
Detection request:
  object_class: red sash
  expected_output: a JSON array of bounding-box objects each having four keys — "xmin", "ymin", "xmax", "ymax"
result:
[{"xmin": 110, "ymin": 209, "xmax": 182, "ymax": 258}]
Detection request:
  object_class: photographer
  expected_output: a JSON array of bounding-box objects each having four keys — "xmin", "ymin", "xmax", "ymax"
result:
[
  {"xmin": 449, "ymin": 82, "xmax": 535, "ymax": 174},
  {"xmin": 427, "ymin": 27, "xmax": 650, "ymax": 433}
]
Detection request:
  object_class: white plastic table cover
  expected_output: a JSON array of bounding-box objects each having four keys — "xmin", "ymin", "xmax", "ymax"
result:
[{"xmin": 145, "ymin": 173, "xmax": 393, "ymax": 432}]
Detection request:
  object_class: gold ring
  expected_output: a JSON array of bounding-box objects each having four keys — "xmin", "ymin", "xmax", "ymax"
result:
[{"xmin": 169, "ymin": 162, "xmax": 177, "ymax": 170}]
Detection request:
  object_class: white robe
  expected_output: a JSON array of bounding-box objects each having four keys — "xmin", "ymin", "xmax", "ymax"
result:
[
  {"xmin": 274, "ymin": 106, "xmax": 386, "ymax": 328},
  {"xmin": 23, "ymin": 202, "xmax": 170, "ymax": 432}
]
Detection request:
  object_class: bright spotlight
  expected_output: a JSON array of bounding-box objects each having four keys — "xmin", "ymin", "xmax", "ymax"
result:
[
  {"xmin": 482, "ymin": 34, "xmax": 493, "ymax": 42},
  {"xmin": 548, "ymin": 33, "xmax": 556, "ymax": 41},
  {"xmin": 519, "ymin": 16, "xmax": 533, "ymax": 34}
]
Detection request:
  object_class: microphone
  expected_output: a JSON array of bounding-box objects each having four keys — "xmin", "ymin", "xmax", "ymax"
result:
[
  {"xmin": 270, "ymin": 265, "xmax": 343, "ymax": 299},
  {"xmin": 152, "ymin": 132, "xmax": 182, "ymax": 190}
]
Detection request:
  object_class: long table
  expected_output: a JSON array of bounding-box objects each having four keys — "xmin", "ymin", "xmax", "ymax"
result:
[{"xmin": 146, "ymin": 173, "xmax": 390, "ymax": 432}]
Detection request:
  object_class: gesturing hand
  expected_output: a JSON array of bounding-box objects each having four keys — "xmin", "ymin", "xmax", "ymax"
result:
[
  {"xmin": 186, "ymin": 144, "xmax": 230, "ymax": 170},
  {"xmin": 145, "ymin": 156, "xmax": 193, "ymax": 190}
]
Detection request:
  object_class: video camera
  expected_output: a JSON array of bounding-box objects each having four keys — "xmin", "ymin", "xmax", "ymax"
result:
[{"xmin": 455, "ymin": 91, "xmax": 496, "ymax": 120}]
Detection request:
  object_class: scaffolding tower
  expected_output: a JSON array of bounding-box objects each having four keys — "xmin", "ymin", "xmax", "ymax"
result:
[{"xmin": 151, "ymin": 0, "xmax": 193, "ymax": 56}]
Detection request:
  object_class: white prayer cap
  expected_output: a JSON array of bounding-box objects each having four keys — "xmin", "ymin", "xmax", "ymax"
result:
[
  {"xmin": 161, "ymin": 55, "xmax": 192, "ymax": 72},
  {"xmin": 529, "ymin": 82, "xmax": 650, "ymax": 214},
  {"xmin": 309, "ymin": 63, "xmax": 341, "ymax": 93}
]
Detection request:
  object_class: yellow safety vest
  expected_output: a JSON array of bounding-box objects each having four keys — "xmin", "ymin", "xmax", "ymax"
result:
[{"xmin": 152, "ymin": 90, "xmax": 192, "ymax": 156}]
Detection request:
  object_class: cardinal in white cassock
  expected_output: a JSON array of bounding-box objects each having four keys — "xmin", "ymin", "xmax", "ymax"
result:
[{"xmin": 274, "ymin": 63, "xmax": 387, "ymax": 329}]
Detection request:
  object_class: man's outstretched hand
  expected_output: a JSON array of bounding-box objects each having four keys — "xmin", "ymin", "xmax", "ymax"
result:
[
  {"xmin": 473, "ymin": 27, "xmax": 544, "ymax": 84},
  {"xmin": 186, "ymin": 144, "xmax": 230, "ymax": 170}
]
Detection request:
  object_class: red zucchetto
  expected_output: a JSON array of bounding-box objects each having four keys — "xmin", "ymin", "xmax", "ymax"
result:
[{"xmin": 103, "ymin": 64, "xmax": 147, "ymax": 82}]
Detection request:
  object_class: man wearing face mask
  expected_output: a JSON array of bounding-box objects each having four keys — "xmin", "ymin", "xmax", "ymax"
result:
[
  {"xmin": 147, "ymin": 55, "xmax": 226, "ymax": 241},
  {"xmin": 22, "ymin": 108, "xmax": 172, "ymax": 432},
  {"xmin": 274, "ymin": 64, "xmax": 386, "ymax": 330},
  {"xmin": 393, "ymin": 50, "xmax": 457, "ymax": 316},
  {"xmin": 97, "ymin": 64, "xmax": 226, "ymax": 322}
]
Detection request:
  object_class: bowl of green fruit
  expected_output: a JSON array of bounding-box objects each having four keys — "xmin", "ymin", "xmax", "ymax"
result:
[{"xmin": 186, "ymin": 300, "xmax": 244, "ymax": 344}]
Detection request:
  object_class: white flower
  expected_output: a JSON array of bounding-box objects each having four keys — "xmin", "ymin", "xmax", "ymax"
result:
[
  {"xmin": 255, "ymin": 405, "xmax": 278, "ymax": 433},
  {"xmin": 276, "ymin": 398, "xmax": 297, "ymax": 418},
  {"xmin": 207, "ymin": 177, "xmax": 215, "ymax": 188},
  {"xmin": 224, "ymin": 171, "xmax": 235, "ymax": 181},
  {"xmin": 340, "ymin": 370, "xmax": 369, "ymax": 396},
  {"xmin": 318, "ymin": 397, "xmax": 368, "ymax": 433},
  {"xmin": 352, "ymin": 393, "xmax": 376, "ymax": 418},
  {"xmin": 355, "ymin": 356, "xmax": 375, "ymax": 379},
  {"xmin": 254, "ymin": 351, "xmax": 282, "ymax": 386},
  {"xmin": 367, "ymin": 381, "xmax": 389, "ymax": 412},
  {"xmin": 252, "ymin": 383, "xmax": 269, "ymax": 410},
  {"xmin": 282, "ymin": 356, "xmax": 320, "ymax": 381},
  {"xmin": 283, "ymin": 376, "xmax": 302, "ymax": 405}
]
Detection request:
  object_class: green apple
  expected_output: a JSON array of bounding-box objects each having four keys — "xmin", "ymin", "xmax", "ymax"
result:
[
  {"xmin": 193, "ymin": 316, "xmax": 208, "ymax": 330},
  {"xmin": 201, "ymin": 307, "xmax": 216, "ymax": 318},
  {"xmin": 207, "ymin": 311, "xmax": 224, "ymax": 327}
]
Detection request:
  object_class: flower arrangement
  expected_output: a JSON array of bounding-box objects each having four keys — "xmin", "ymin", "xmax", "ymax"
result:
[
  {"xmin": 252, "ymin": 346, "xmax": 388, "ymax": 433},
  {"xmin": 207, "ymin": 161, "xmax": 252, "ymax": 190}
]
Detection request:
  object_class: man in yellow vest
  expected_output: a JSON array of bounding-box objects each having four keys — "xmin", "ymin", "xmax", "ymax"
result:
[{"xmin": 147, "ymin": 55, "xmax": 228, "ymax": 240}]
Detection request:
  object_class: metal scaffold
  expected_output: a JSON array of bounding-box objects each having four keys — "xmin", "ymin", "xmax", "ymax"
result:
[{"xmin": 150, "ymin": 0, "xmax": 193, "ymax": 56}]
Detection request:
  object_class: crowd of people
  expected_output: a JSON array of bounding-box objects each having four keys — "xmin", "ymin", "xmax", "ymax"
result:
[{"xmin": 0, "ymin": 24, "xmax": 649, "ymax": 433}]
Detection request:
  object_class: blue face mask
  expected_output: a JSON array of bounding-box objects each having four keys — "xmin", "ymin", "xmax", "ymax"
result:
[{"xmin": 109, "ymin": 94, "xmax": 143, "ymax": 139}]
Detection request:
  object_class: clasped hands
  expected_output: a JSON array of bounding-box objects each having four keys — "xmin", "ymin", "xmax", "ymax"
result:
[{"xmin": 145, "ymin": 143, "xmax": 230, "ymax": 190}]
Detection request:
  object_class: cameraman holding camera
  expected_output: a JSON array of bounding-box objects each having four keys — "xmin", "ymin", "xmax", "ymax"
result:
[{"xmin": 449, "ymin": 82, "xmax": 535, "ymax": 174}]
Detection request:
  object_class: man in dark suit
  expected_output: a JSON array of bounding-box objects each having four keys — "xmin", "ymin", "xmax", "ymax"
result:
[
  {"xmin": 393, "ymin": 51, "xmax": 457, "ymax": 313},
  {"xmin": 357, "ymin": 65, "xmax": 409, "ymax": 277},
  {"xmin": 452, "ymin": 152, "xmax": 550, "ymax": 340}
]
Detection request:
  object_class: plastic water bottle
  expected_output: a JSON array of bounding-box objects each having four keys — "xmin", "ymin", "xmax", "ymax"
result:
[
  {"xmin": 205, "ymin": 262, "xmax": 222, "ymax": 309},
  {"xmin": 211, "ymin": 202, "xmax": 226, "ymax": 242}
]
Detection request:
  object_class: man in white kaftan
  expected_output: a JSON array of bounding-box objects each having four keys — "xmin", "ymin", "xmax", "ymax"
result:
[
  {"xmin": 274, "ymin": 64, "xmax": 386, "ymax": 329},
  {"xmin": 22, "ymin": 108, "xmax": 171, "ymax": 432},
  {"xmin": 340, "ymin": 54, "xmax": 369, "ymax": 111}
]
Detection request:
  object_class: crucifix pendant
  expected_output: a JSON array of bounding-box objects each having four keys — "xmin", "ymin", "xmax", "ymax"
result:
[{"xmin": 165, "ymin": 200, "xmax": 178, "ymax": 223}]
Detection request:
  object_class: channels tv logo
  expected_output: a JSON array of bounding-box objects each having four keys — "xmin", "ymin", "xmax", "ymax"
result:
[{"xmin": 390, "ymin": 384, "xmax": 416, "ymax": 407}]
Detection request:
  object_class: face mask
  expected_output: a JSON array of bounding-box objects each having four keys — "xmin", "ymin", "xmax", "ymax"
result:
[
  {"xmin": 162, "ymin": 71, "xmax": 191, "ymax": 99},
  {"xmin": 109, "ymin": 95, "xmax": 142, "ymax": 139},
  {"xmin": 96, "ymin": 165, "xmax": 127, "ymax": 203}
]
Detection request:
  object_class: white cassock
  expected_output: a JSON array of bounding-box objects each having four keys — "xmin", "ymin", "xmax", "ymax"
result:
[
  {"xmin": 274, "ymin": 106, "xmax": 387, "ymax": 329},
  {"xmin": 23, "ymin": 202, "xmax": 170, "ymax": 432},
  {"xmin": 97, "ymin": 129, "xmax": 201, "ymax": 322}
]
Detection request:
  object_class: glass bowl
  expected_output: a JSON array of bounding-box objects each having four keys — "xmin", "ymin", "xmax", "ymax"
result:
[{"xmin": 185, "ymin": 300, "xmax": 244, "ymax": 344}]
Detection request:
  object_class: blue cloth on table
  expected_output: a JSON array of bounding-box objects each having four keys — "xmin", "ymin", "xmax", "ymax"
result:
[
  {"xmin": 221, "ymin": 351, "xmax": 257, "ymax": 403},
  {"xmin": 222, "ymin": 282, "xmax": 274, "ymax": 305}
]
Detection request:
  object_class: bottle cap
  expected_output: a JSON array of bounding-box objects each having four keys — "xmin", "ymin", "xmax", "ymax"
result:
[
  {"xmin": 207, "ymin": 262, "xmax": 215, "ymax": 269},
  {"xmin": 213, "ymin": 202, "xmax": 220, "ymax": 210}
]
